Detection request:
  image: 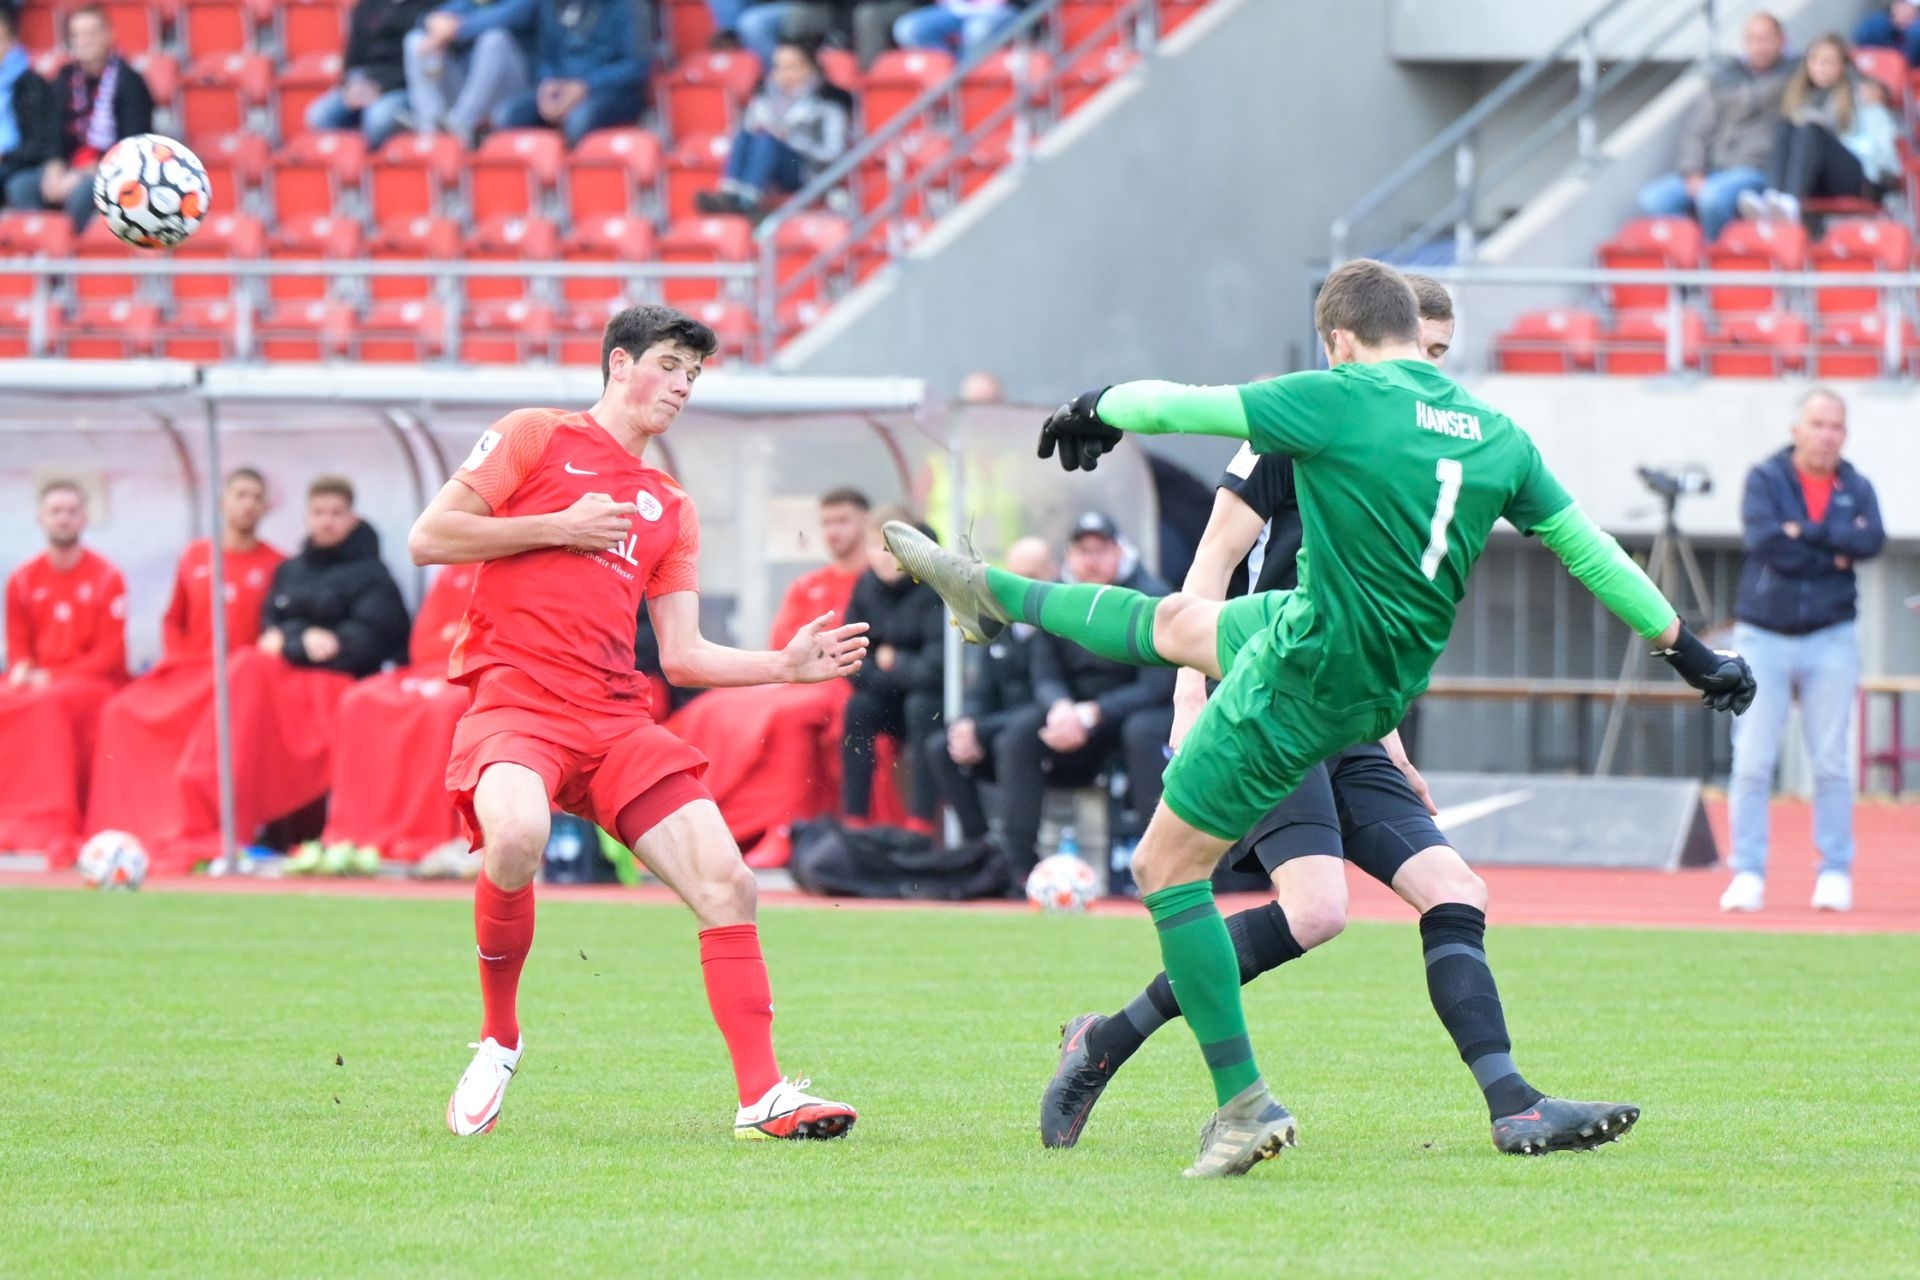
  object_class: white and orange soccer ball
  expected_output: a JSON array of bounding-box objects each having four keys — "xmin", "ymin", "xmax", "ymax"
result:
[
  {"xmin": 78, "ymin": 830, "xmax": 150, "ymax": 890},
  {"xmin": 1026, "ymin": 853, "xmax": 1099, "ymax": 914},
  {"xmin": 93, "ymin": 133, "xmax": 211, "ymax": 249}
]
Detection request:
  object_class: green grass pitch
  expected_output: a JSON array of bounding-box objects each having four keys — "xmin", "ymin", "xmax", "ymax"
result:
[{"xmin": 8, "ymin": 888, "xmax": 1918, "ymax": 1278}]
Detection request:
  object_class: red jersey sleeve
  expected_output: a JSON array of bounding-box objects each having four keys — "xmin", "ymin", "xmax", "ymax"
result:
[
  {"xmin": 452, "ymin": 409, "xmax": 562, "ymax": 513},
  {"xmin": 161, "ymin": 548, "xmax": 194, "ymax": 660},
  {"xmin": 5, "ymin": 567, "xmax": 29, "ymax": 669},
  {"xmin": 647, "ymin": 488, "xmax": 701, "ymax": 598}
]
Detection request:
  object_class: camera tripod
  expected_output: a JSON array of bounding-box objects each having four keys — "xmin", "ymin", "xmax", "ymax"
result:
[{"xmin": 1594, "ymin": 488, "xmax": 1716, "ymax": 775}]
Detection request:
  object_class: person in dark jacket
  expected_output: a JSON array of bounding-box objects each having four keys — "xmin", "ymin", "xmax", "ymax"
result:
[
  {"xmin": 43, "ymin": 6, "xmax": 152, "ymax": 228},
  {"xmin": 308, "ymin": 0, "xmax": 439, "ymax": 147},
  {"xmin": 404, "ymin": 0, "xmax": 536, "ymax": 148},
  {"xmin": 492, "ymin": 0, "xmax": 647, "ymax": 147},
  {"xmin": 0, "ymin": 9, "xmax": 65, "ymax": 210},
  {"xmin": 258, "ymin": 475, "xmax": 412, "ymax": 677},
  {"xmin": 695, "ymin": 39, "xmax": 851, "ymax": 219},
  {"xmin": 921, "ymin": 535, "xmax": 1052, "ymax": 846},
  {"xmin": 992, "ymin": 512, "xmax": 1174, "ymax": 875},
  {"xmin": 1853, "ymin": 2, "xmax": 1920, "ymax": 67},
  {"xmin": 840, "ymin": 510, "xmax": 945, "ymax": 827},
  {"xmin": 1722, "ymin": 388, "xmax": 1884, "ymax": 916}
]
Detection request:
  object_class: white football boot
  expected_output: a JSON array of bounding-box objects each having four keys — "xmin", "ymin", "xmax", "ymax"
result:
[
  {"xmin": 1718, "ymin": 872, "xmax": 1765, "ymax": 913},
  {"xmin": 1811, "ymin": 870, "xmax": 1853, "ymax": 912},
  {"xmin": 447, "ymin": 1037, "xmax": 522, "ymax": 1136},
  {"xmin": 733, "ymin": 1076, "xmax": 857, "ymax": 1141}
]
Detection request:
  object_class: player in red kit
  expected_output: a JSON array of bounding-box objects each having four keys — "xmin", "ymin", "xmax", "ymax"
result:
[{"xmin": 409, "ymin": 305, "xmax": 870, "ymax": 1140}]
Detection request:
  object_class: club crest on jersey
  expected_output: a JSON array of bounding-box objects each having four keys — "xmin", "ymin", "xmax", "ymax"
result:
[
  {"xmin": 636, "ymin": 490, "xmax": 664, "ymax": 522},
  {"xmin": 1416, "ymin": 401, "xmax": 1482, "ymax": 441},
  {"xmin": 462, "ymin": 429, "xmax": 502, "ymax": 470}
]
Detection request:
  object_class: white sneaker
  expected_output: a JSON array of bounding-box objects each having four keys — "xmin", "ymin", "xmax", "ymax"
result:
[
  {"xmin": 447, "ymin": 1037, "xmax": 521, "ymax": 1136},
  {"xmin": 1811, "ymin": 871, "xmax": 1853, "ymax": 912},
  {"xmin": 1735, "ymin": 188, "xmax": 1770, "ymax": 223},
  {"xmin": 1769, "ymin": 190, "xmax": 1801, "ymax": 224},
  {"xmin": 1719, "ymin": 872, "xmax": 1765, "ymax": 913},
  {"xmin": 733, "ymin": 1076, "xmax": 857, "ymax": 1141}
]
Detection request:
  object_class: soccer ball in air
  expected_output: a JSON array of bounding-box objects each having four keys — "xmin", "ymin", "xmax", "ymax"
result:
[
  {"xmin": 93, "ymin": 134, "xmax": 211, "ymax": 249},
  {"xmin": 78, "ymin": 830, "xmax": 150, "ymax": 890},
  {"xmin": 1026, "ymin": 854, "xmax": 1099, "ymax": 914}
]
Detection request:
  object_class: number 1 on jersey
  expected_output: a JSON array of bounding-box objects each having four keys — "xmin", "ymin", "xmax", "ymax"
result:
[{"xmin": 1421, "ymin": 458, "xmax": 1464, "ymax": 581}]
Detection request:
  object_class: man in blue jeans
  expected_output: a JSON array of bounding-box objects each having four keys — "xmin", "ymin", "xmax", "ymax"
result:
[
  {"xmin": 1637, "ymin": 11, "xmax": 1789, "ymax": 240},
  {"xmin": 493, "ymin": 0, "xmax": 647, "ymax": 147},
  {"xmin": 1723, "ymin": 388, "xmax": 1884, "ymax": 914}
]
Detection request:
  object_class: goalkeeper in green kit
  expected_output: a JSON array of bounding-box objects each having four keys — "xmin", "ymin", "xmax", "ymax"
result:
[{"xmin": 884, "ymin": 259, "xmax": 1756, "ymax": 1179}]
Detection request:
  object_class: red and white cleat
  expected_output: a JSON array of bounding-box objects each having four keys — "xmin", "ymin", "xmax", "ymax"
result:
[
  {"xmin": 446, "ymin": 1037, "xmax": 522, "ymax": 1136},
  {"xmin": 733, "ymin": 1076, "xmax": 857, "ymax": 1141}
]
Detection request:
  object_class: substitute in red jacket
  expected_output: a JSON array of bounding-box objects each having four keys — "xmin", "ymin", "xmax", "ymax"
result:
[
  {"xmin": 0, "ymin": 479, "xmax": 127, "ymax": 862},
  {"xmin": 86, "ymin": 468, "xmax": 284, "ymax": 848}
]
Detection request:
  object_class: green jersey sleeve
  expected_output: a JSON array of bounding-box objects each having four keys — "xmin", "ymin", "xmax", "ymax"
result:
[
  {"xmin": 1235, "ymin": 371, "xmax": 1349, "ymax": 459},
  {"xmin": 1095, "ymin": 382, "xmax": 1250, "ymax": 439},
  {"xmin": 1501, "ymin": 438, "xmax": 1575, "ymax": 533},
  {"xmin": 1533, "ymin": 503, "xmax": 1678, "ymax": 640}
]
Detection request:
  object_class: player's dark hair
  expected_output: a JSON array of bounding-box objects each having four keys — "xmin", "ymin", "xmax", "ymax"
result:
[
  {"xmin": 226, "ymin": 466, "xmax": 267, "ymax": 490},
  {"xmin": 38, "ymin": 477, "xmax": 83, "ymax": 502},
  {"xmin": 308, "ymin": 474, "xmax": 355, "ymax": 505},
  {"xmin": 1314, "ymin": 259, "xmax": 1421, "ymax": 351},
  {"xmin": 1403, "ymin": 273, "xmax": 1454, "ymax": 323},
  {"xmin": 601, "ymin": 305, "xmax": 719, "ymax": 386},
  {"xmin": 773, "ymin": 37, "xmax": 823, "ymax": 74},
  {"xmin": 819, "ymin": 486, "xmax": 870, "ymax": 511}
]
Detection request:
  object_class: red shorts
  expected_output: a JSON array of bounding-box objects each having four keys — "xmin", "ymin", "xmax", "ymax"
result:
[{"xmin": 446, "ymin": 665, "xmax": 710, "ymax": 850}]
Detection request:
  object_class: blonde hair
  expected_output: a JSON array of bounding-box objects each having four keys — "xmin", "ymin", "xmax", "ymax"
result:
[{"xmin": 1782, "ymin": 33, "xmax": 1857, "ymax": 133}]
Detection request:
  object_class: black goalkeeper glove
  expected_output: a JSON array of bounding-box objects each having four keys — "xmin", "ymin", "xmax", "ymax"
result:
[
  {"xmin": 1037, "ymin": 387, "xmax": 1123, "ymax": 472},
  {"xmin": 1656, "ymin": 624, "xmax": 1756, "ymax": 714}
]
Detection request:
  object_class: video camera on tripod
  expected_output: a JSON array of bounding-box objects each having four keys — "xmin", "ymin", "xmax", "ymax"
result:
[{"xmin": 1636, "ymin": 466, "xmax": 1712, "ymax": 499}]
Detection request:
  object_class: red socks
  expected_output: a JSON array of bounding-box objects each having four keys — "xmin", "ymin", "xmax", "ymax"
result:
[
  {"xmin": 474, "ymin": 871, "xmax": 535, "ymax": 1049},
  {"xmin": 699, "ymin": 923, "xmax": 781, "ymax": 1105}
]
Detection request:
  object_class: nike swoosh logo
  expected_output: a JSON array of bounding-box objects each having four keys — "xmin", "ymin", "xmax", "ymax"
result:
[
  {"xmin": 1431, "ymin": 789, "xmax": 1533, "ymax": 832},
  {"xmin": 477, "ymin": 950, "xmax": 508, "ymax": 962},
  {"xmin": 463, "ymin": 1081, "xmax": 506, "ymax": 1128},
  {"xmin": 564, "ymin": 463, "xmax": 598, "ymax": 475},
  {"xmin": 1503, "ymin": 1109, "xmax": 1543, "ymax": 1123},
  {"xmin": 1063, "ymin": 1021, "xmax": 1091, "ymax": 1053},
  {"xmin": 1084, "ymin": 586, "xmax": 1111, "ymax": 624}
]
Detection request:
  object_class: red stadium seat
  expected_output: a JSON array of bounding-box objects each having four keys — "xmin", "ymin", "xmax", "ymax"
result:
[
  {"xmin": 461, "ymin": 300, "xmax": 556, "ymax": 363},
  {"xmin": 197, "ymin": 131, "xmax": 273, "ymax": 212},
  {"xmin": 662, "ymin": 0, "xmax": 716, "ymax": 62},
  {"xmin": 270, "ymin": 129, "xmax": 368, "ymax": 219},
  {"xmin": 67, "ymin": 300, "xmax": 161, "ymax": 358},
  {"xmin": 133, "ymin": 53, "xmax": 181, "ymax": 113},
  {"xmin": 1811, "ymin": 217, "xmax": 1911, "ymax": 315},
  {"xmin": 0, "ymin": 212, "xmax": 74, "ymax": 298},
  {"xmin": 1854, "ymin": 47, "xmax": 1907, "ymax": 105},
  {"xmin": 567, "ymin": 128, "xmax": 664, "ymax": 220},
  {"xmin": 777, "ymin": 295, "xmax": 829, "ymax": 343},
  {"xmin": 98, "ymin": 2, "xmax": 162, "ymax": 57},
  {"xmin": 958, "ymin": 47, "xmax": 1053, "ymax": 139},
  {"xmin": 170, "ymin": 213, "xmax": 267, "ymax": 301},
  {"xmin": 862, "ymin": 50, "xmax": 954, "ymax": 133},
  {"xmin": 463, "ymin": 215, "xmax": 561, "ymax": 302},
  {"xmin": 1597, "ymin": 216, "xmax": 1704, "ymax": 311},
  {"xmin": 182, "ymin": 53, "xmax": 272, "ymax": 141},
  {"xmin": 858, "ymin": 130, "xmax": 951, "ymax": 220},
  {"xmin": 258, "ymin": 299, "xmax": 356, "ymax": 360},
  {"xmin": 1815, "ymin": 312, "xmax": 1897, "ymax": 378},
  {"xmin": 688, "ymin": 299, "xmax": 757, "ymax": 362},
  {"xmin": 281, "ymin": 0, "xmax": 348, "ymax": 59},
  {"xmin": 0, "ymin": 297, "xmax": 62, "ymax": 357},
  {"xmin": 1598, "ymin": 308, "xmax": 1704, "ymax": 375},
  {"xmin": 15, "ymin": 6, "xmax": 57, "ymax": 50},
  {"xmin": 1706, "ymin": 311, "xmax": 1809, "ymax": 376},
  {"xmin": 1706, "ymin": 219, "xmax": 1808, "ymax": 314},
  {"xmin": 163, "ymin": 298, "xmax": 244, "ymax": 361},
  {"xmin": 277, "ymin": 54, "xmax": 345, "ymax": 143},
  {"xmin": 267, "ymin": 214, "xmax": 364, "ymax": 301},
  {"xmin": 357, "ymin": 299, "xmax": 447, "ymax": 361},
  {"xmin": 1058, "ymin": 0, "xmax": 1127, "ymax": 52},
  {"xmin": 368, "ymin": 214, "xmax": 461, "ymax": 299},
  {"xmin": 774, "ymin": 212, "xmax": 851, "ymax": 303},
  {"xmin": 1161, "ymin": 0, "xmax": 1206, "ymax": 34},
  {"xmin": 664, "ymin": 133, "xmax": 731, "ymax": 223},
  {"xmin": 560, "ymin": 215, "xmax": 659, "ymax": 306},
  {"xmin": 658, "ymin": 215, "xmax": 754, "ymax": 304},
  {"xmin": 73, "ymin": 219, "xmax": 144, "ymax": 301},
  {"xmin": 1060, "ymin": 47, "xmax": 1138, "ymax": 115},
  {"xmin": 957, "ymin": 130, "xmax": 1011, "ymax": 196},
  {"xmin": 557, "ymin": 298, "xmax": 631, "ymax": 365},
  {"xmin": 659, "ymin": 50, "xmax": 762, "ymax": 140},
  {"xmin": 1493, "ymin": 308, "xmax": 1602, "ymax": 373},
  {"xmin": 181, "ymin": 0, "xmax": 254, "ymax": 56},
  {"xmin": 370, "ymin": 133, "xmax": 466, "ymax": 221},
  {"xmin": 469, "ymin": 129, "xmax": 566, "ymax": 223},
  {"xmin": 817, "ymin": 48, "xmax": 859, "ymax": 92}
]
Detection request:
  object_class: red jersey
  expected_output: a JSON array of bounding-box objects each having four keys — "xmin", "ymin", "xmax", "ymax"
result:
[
  {"xmin": 448, "ymin": 409, "xmax": 699, "ymax": 710},
  {"xmin": 4, "ymin": 548, "xmax": 128, "ymax": 680},
  {"xmin": 410, "ymin": 563, "xmax": 480, "ymax": 671},
  {"xmin": 160, "ymin": 539, "xmax": 286, "ymax": 662},
  {"xmin": 768, "ymin": 563, "xmax": 860, "ymax": 650}
]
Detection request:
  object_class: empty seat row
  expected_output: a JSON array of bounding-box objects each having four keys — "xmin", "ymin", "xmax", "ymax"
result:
[
  {"xmin": 18, "ymin": 0, "xmax": 343, "ymax": 61},
  {"xmin": 1598, "ymin": 215, "xmax": 1916, "ymax": 315},
  {"xmin": 1494, "ymin": 307, "xmax": 1907, "ymax": 377}
]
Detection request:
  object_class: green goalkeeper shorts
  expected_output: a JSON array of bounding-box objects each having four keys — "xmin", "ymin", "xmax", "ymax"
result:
[{"xmin": 1214, "ymin": 592, "xmax": 1284, "ymax": 676}]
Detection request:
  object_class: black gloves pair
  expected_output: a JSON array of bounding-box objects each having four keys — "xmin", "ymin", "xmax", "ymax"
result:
[
  {"xmin": 1037, "ymin": 387, "xmax": 1122, "ymax": 472},
  {"xmin": 1657, "ymin": 626, "xmax": 1757, "ymax": 714}
]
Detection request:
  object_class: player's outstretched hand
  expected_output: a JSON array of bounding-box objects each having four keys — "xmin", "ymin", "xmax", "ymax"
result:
[
  {"xmin": 554, "ymin": 492, "xmax": 639, "ymax": 553},
  {"xmin": 1657, "ymin": 626, "xmax": 1757, "ymax": 715},
  {"xmin": 1037, "ymin": 388, "xmax": 1123, "ymax": 472},
  {"xmin": 784, "ymin": 612, "xmax": 870, "ymax": 683}
]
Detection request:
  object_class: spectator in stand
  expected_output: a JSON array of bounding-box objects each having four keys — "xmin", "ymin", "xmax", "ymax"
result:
[
  {"xmin": 695, "ymin": 38, "xmax": 851, "ymax": 219},
  {"xmin": 892, "ymin": 0, "xmax": 1019, "ymax": 55},
  {"xmin": 403, "ymin": 0, "xmax": 537, "ymax": 149},
  {"xmin": 0, "ymin": 9, "xmax": 63, "ymax": 211},
  {"xmin": 493, "ymin": 0, "xmax": 647, "ymax": 147},
  {"xmin": 992, "ymin": 512, "xmax": 1173, "ymax": 877},
  {"xmin": 1722, "ymin": 389, "xmax": 1884, "ymax": 916},
  {"xmin": 766, "ymin": 2, "xmax": 920, "ymax": 69},
  {"xmin": 1737, "ymin": 35, "xmax": 1901, "ymax": 226},
  {"xmin": 85, "ymin": 469, "xmax": 283, "ymax": 851},
  {"xmin": 42, "ymin": 5, "xmax": 153, "ymax": 229},
  {"xmin": 0, "ymin": 480, "xmax": 126, "ymax": 863},
  {"xmin": 1853, "ymin": 2, "xmax": 1920, "ymax": 67},
  {"xmin": 308, "ymin": 0, "xmax": 440, "ymax": 147},
  {"xmin": 709, "ymin": 0, "xmax": 786, "ymax": 62},
  {"xmin": 1636, "ymin": 11, "xmax": 1789, "ymax": 239},
  {"xmin": 921, "ymin": 535, "xmax": 1052, "ymax": 850},
  {"xmin": 840, "ymin": 506, "xmax": 945, "ymax": 830}
]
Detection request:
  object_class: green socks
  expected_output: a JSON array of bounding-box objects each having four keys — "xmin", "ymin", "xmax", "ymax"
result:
[
  {"xmin": 1143, "ymin": 880, "xmax": 1261, "ymax": 1106},
  {"xmin": 983, "ymin": 567, "xmax": 1170, "ymax": 667}
]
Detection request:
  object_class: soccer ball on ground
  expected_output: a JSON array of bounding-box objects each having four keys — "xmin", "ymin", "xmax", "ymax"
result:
[
  {"xmin": 1026, "ymin": 853, "xmax": 1099, "ymax": 914},
  {"xmin": 93, "ymin": 133, "xmax": 211, "ymax": 249},
  {"xmin": 78, "ymin": 830, "xmax": 150, "ymax": 890}
]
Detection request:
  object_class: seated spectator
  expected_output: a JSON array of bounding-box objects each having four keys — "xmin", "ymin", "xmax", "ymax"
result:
[
  {"xmin": 403, "ymin": 0, "xmax": 536, "ymax": 148},
  {"xmin": 893, "ymin": 0, "xmax": 1019, "ymax": 54},
  {"xmin": 992, "ymin": 512, "xmax": 1173, "ymax": 877},
  {"xmin": 710, "ymin": 0, "xmax": 788, "ymax": 63},
  {"xmin": 85, "ymin": 469, "xmax": 283, "ymax": 850},
  {"xmin": 0, "ymin": 480, "xmax": 127, "ymax": 864},
  {"xmin": 840, "ymin": 507, "xmax": 944, "ymax": 830},
  {"xmin": 0, "ymin": 9, "xmax": 62, "ymax": 211},
  {"xmin": 695, "ymin": 39, "xmax": 851, "ymax": 218},
  {"xmin": 493, "ymin": 0, "xmax": 647, "ymax": 147},
  {"xmin": 308, "ymin": 0, "xmax": 438, "ymax": 147},
  {"xmin": 43, "ymin": 5, "xmax": 153, "ymax": 229},
  {"xmin": 155, "ymin": 476, "xmax": 411, "ymax": 872},
  {"xmin": 1637, "ymin": 11, "xmax": 1788, "ymax": 239},
  {"xmin": 1853, "ymin": 2, "xmax": 1920, "ymax": 67},
  {"xmin": 920, "ymin": 535, "xmax": 1052, "ymax": 849},
  {"xmin": 1738, "ymin": 35, "xmax": 1901, "ymax": 225}
]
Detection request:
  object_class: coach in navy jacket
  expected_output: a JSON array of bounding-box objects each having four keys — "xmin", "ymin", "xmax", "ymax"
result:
[{"xmin": 1724, "ymin": 389, "xmax": 1884, "ymax": 916}]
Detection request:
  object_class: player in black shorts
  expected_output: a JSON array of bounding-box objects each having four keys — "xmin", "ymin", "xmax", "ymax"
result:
[{"xmin": 1040, "ymin": 277, "xmax": 1639, "ymax": 1157}]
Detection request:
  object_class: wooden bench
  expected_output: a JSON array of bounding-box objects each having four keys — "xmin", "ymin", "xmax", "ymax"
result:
[{"xmin": 1859, "ymin": 674, "xmax": 1920, "ymax": 797}]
